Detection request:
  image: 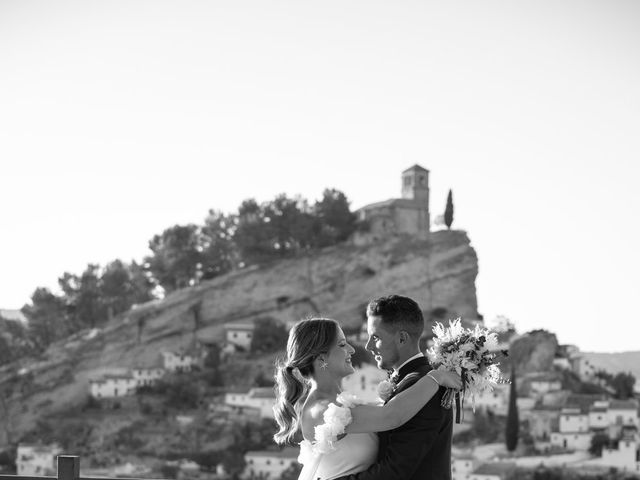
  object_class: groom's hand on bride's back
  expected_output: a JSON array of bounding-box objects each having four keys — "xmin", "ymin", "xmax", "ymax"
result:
[{"xmin": 429, "ymin": 369, "xmax": 462, "ymax": 390}]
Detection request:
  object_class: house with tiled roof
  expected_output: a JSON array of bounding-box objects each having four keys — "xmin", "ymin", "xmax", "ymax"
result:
[
  {"xmin": 224, "ymin": 387, "xmax": 276, "ymax": 419},
  {"xmin": 224, "ymin": 321, "xmax": 254, "ymax": 350},
  {"xmin": 162, "ymin": 350, "xmax": 199, "ymax": 372},
  {"xmin": 89, "ymin": 373, "xmax": 137, "ymax": 398},
  {"xmin": 16, "ymin": 444, "xmax": 62, "ymax": 476},
  {"xmin": 242, "ymin": 448, "xmax": 298, "ymax": 480}
]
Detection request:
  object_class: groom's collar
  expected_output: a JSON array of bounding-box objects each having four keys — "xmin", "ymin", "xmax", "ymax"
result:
[{"xmin": 393, "ymin": 352, "xmax": 426, "ymax": 379}]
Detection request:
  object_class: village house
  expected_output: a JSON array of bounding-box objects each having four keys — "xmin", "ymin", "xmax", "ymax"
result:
[
  {"xmin": 451, "ymin": 456, "xmax": 475, "ymax": 480},
  {"xmin": 89, "ymin": 374, "xmax": 137, "ymax": 398},
  {"xmin": 598, "ymin": 433, "xmax": 640, "ymax": 473},
  {"xmin": 466, "ymin": 384, "xmax": 509, "ymax": 414},
  {"xmin": 224, "ymin": 322, "xmax": 254, "ymax": 351},
  {"xmin": 224, "ymin": 387, "xmax": 276, "ymax": 419},
  {"xmin": 131, "ymin": 367, "xmax": 165, "ymax": 386},
  {"xmin": 162, "ymin": 351, "xmax": 198, "ymax": 372},
  {"xmin": 524, "ymin": 372, "xmax": 562, "ymax": 399},
  {"xmin": 242, "ymin": 448, "xmax": 298, "ymax": 479},
  {"xmin": 342, "ymin": 363, "xmax": 388, "ymax": 403},
  {"xmin": 549, "ymin": 396, "xmax": 640, "ymax": 452},
  {"xmin": 16, "ymin": 444, "xmax": 62, "ymax": 476},
  {"xmin": 551, "ymin": 406, "xmax": 593, "ymax": 450},
  {"xmin": 524, "ymin": 405, "xmax": 561, "ymax": 443}
]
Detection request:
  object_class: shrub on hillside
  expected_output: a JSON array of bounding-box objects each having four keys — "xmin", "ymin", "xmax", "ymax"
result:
[{"xmin": 250, "ymin": 317, "xmax": 288, "ymax": 354}]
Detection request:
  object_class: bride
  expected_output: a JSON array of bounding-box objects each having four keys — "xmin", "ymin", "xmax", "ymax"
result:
[{"xmin": 273, "ymin": 317, "xmax": 461, "ymax": 480}]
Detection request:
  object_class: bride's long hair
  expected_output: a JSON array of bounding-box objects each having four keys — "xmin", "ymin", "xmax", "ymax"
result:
[{"xmin": 273, "ymin": 317, "xmax": 339, "ymax": 445}]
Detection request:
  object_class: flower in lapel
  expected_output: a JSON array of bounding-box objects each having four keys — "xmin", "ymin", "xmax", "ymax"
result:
[{"xmin": 377, "ymin": 379, "xmax": 396, "ymax": 402}]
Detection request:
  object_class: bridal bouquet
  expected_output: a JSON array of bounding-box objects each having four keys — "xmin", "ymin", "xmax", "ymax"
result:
[{"xmin": 426, "ymin": 318, "xmax": 508, "ymax": 423}]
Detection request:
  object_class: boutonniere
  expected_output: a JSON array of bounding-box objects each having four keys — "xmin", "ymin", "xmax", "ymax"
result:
[{"xmin": 377, "ymin": 379, "xmax": 396, "ymax": 402}]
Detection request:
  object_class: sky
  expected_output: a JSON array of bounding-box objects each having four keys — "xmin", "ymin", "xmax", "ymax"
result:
[{"xmin": 1, "ymin": 0, "xmax": 639, "ymax": 353}]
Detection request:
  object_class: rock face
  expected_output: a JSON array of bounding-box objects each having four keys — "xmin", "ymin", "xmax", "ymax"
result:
[{"xmin": 0, "ymin": 229, "xmax": 479, "ymax": 442}]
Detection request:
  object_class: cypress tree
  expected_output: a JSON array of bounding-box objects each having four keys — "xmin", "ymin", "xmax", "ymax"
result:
[
  {"xmin": 444, "ymin": 189, "xmax": 454, "ymax": 229},
  {"xmin": 506, "ymin": 367, "xmax": 519, "ymax": 452}
]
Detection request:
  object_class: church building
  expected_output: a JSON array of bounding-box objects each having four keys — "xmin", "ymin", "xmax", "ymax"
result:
[{"xmin": 356, "ymin": 164, "xmax": 431, "ymax": 240}]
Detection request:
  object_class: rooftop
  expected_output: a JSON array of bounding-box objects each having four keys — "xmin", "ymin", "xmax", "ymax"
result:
[
  {"xmin": 473, "ymin": 461, "xmax": 517, "ymax": 476},
  {"xmin": 250, "ymin": 387, "xmax": 276, "ymax": 399},
  {"xmin": 224, "ymin": 322, "xmax": 255, "ymax": 331},
  {"xmin": 402, "ymin": 164, "xmax": 429, "ymax": 174},
  {"xmin": 245, "ymin": 448, "xmax": 298, "ymax": 459},
  {"xmin": 609, "ymin": 399, "xmax": 639, "ymax": 410}
]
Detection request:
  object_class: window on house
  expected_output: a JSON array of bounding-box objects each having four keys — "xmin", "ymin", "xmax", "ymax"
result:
[{"xmin": 404, "ymin": 177, "xmax": 411, "ymax": 186}]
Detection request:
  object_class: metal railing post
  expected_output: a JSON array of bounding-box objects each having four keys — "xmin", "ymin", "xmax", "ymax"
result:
[{"xmin": 57, "ymin": 456, "xmax": 79, "ymax": 480}]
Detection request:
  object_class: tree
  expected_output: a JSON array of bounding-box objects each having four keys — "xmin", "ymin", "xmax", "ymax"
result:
[
  {"xmin": 201, "ymin": 210, "xmax": 237, "ymax": 279},
  {"xmin": 611, "ymin": 372, "xmax": 636, "ymax": 400},
  {"xmin": 234, "ymin": 199, "xmax": 276, "ymax": 265},
  {"xmin": 506, "ymin": 368, "xmax": 519, "ymax": 452},
  {"xmin": 22, "ymin": 287, "xmax": 70, "ymax": 348},
  {"xmin": 58, "ymin": 264, "xmax": 107, "ymax": 328},
  {"xmin": 146, "ymin": 224, "xmax": 203, "ymax": 292},
  {"xmin": 589, "ymin": 432, "xmax": 610, "ymax": 456},
  {"xmin": 313, "ymin": 188, "xmax": 357, "ymax": 246},
  {"xmin": 250, "ymin": 317, "xmax": 288, "ymax": 354},
  {"xmin": 444, "ymin": 189, "xmax": 454, "ymax": 229}
]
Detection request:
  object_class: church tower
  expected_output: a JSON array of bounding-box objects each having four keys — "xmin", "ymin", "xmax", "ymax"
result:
[{"xmin": 401, "ymin": 164, "xmax": 430, "ymax": 205}]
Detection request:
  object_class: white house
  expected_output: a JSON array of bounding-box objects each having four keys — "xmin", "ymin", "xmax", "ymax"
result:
[
  {"xmin": 89, "ymin": 374, "xmax": 137, "ymax": 398},
  {"xmin": 559, "ymin": 407, "xmax": 590, "ymax": 433},
  {"xmin": 16, "ymin": 444, "xmax": 62, "ymax": 476},
  {"xmin": 224, "ymin": 322, "xmax": 254, "ymax": 350},
  {"xmin": 607, "ymin": 399, "xmax": 639, "ymax": 428},
  {"xmin": 242, "ymin": 448, "xmax": 298, "ymax": 479},
  {"xmin": 551, "ymin": 407, "xmax": 592, "ymax": 450},
  {"xmin": 162, "ymin": 351, "xmax": 198, "ymax": 372},
  {"xmin": 524, "ymin": 406, "xmax": 561, "ymax": 441},
  {"xmin": 225, "ymin": 387, "xmax": 276, "ymax": 419},
  {"xmin": 525, "ymin": 372, "xmax": 562, "ymax": 398},
  {"xmin": 468, "ymin": 384, "xmax": 508, "ymax": 413},
  {"xmin": 570, "ymin": 355, "xmax": 597, "ymax": 381},
  {"xmin": 598, "ymin": 436, "xmax": 640, "ymax": 473},
  {"xmin": 342, "ymin": 363, "xmax": 388, "ymax": 404},
  {"xmin": 589, "ymin": 401, "xmax": 610, "ymax": 430},
  {"xmin": 131, "ymin": 367, "xmax": 165, "ymax": 386},
  {"xmin": 451, "ymin": 457, "xmax": 475, "ymax": 480}
]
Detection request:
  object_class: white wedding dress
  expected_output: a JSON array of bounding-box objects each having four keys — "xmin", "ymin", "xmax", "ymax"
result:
[{"xmin": 297, "ymin": 392, "xmax": 379, "ymax": 480}]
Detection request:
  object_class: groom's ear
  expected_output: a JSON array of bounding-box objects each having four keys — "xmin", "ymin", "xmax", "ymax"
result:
[{"xmin": 398, "ymin": 330, "xmax": 410, "ymax": 344}]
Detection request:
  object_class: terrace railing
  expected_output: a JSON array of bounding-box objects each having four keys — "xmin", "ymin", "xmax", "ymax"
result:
[{"xmin": 0, "ymin": 456, "xmax": 165, "ymax": 480}]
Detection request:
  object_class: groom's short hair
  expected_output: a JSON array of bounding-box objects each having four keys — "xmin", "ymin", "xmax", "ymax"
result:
[{"xmin": 367, "ymin": 295, "xmax": 424, "ymax": 340}]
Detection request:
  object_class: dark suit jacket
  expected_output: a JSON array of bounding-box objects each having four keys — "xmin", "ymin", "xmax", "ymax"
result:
[{"xmin": 335, "ymin": 356, "xmax": 453, "ymax": 480}]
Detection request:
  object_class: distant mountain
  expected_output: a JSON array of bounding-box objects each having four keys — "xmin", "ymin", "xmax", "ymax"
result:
[{"xmin": 582, "ymin": 351, "xmax": 640, "ymax": 391}]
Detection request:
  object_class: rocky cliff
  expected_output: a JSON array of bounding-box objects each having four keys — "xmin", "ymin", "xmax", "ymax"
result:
[{"xmin": 0, "ymin": 229, "xmax": 479, "ymax": 443}]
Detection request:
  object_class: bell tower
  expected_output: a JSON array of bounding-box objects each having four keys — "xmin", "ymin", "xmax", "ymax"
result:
[{"xmin": 401, "ymin": 164, "xmax": 429, "ymax": 205}]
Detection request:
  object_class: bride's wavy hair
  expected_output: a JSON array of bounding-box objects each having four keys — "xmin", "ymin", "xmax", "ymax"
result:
[{"xmin": 273, "ymin": 317, "xmax": 339, "ymax": 445}]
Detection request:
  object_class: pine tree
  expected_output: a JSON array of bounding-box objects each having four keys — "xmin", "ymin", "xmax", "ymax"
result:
[
  {"xmin": 444, "ymin": 189, "xmax": 454, "ymax": 229},
  {"xmin": 506, "ymin": 367, "xmax": 519, "ymax": 452}
]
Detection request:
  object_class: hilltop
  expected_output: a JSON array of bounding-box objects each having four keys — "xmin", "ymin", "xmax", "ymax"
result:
[{"xmin": 0, "ymin": 229, "xmax": 480, "ymax": 444}]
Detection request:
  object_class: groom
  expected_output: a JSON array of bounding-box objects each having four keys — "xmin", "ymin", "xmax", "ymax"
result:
[{"xmin": 336, "ymin": 295, "xmax": 453, "ymax": 480}]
